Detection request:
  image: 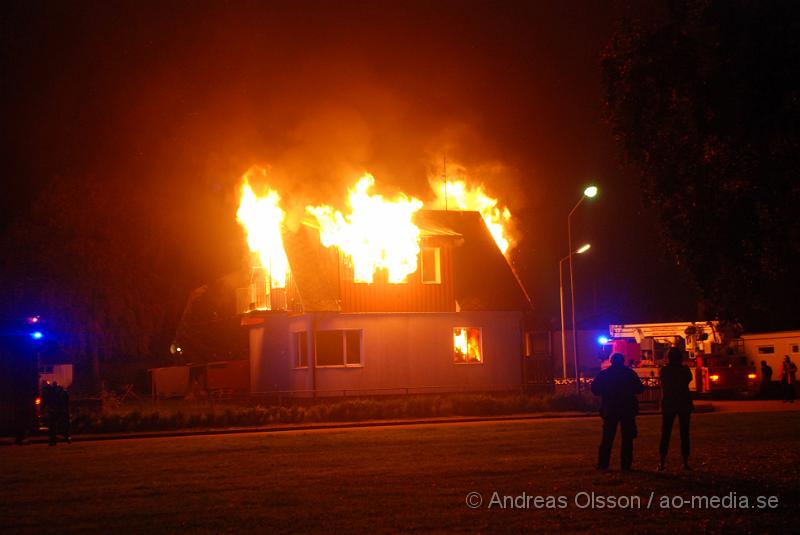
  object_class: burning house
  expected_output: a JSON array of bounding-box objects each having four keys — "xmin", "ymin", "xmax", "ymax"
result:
[{"xmin": 236, "ymin": 170, "xmax": 534, "ymax": 396}]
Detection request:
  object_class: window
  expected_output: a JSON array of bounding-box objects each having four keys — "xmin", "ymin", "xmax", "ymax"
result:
[
  {"xmin": 757, "ymin": 345, "xmax": 775, "ymax": 355},
  {"xmin": 293, "ymin": 331, "xmax": 308, "ymax": 368},
  {"xmin": 453, "ymin": 327, "xmax": 483, "ymax": 364},
  {"xmin": 792, "ymin": 344, "xmax": 799, "ymax": 353},
  {"xmin": 315, "ymin": 330, "xmax": 363, "ymax": 367},
  {"xmin": 421, "ymin": 247, "xmax": 441, "ymax": 284},
  {"xmin": 345, "ymin": 331, "xmax": 362, "ymax": 365}
]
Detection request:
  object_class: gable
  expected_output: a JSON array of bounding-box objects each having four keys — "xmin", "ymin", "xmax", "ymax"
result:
[{"xmin": 414, "ymin": 210, "xmax": 531, "ymax": 311}]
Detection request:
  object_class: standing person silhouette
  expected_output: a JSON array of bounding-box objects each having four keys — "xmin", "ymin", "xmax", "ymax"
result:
[
  {"xmin": 591, "ymin": 353, "xmax": 644, "ymax": 471},
  {"xmin": 781, "ymin": 355, "xmax": 797, "ymax": 403},
  {"xmin": 658, "ymin": 347, "xmax": 694, "ymax": 471},
  {"xmin": 760, "ymin": 360, "xmax": 773, "ymax": 398}
]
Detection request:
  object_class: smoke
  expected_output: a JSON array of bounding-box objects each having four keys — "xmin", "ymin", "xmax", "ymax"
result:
[{"xmin": 232, "ymin": 101, "xmax": 527, "ymax": 217}]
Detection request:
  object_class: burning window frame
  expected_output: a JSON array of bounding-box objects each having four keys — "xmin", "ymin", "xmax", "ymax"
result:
[{"xmin": 453, "ymin": 327, "xmax": 483, "ymax": 364}]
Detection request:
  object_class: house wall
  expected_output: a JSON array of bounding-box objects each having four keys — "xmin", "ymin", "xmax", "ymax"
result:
[
  {"xmin": 741, "ymin": 331, "xmax": 800, "ymax": 380},
  {"xmin": 249, "ymin": 313, "xmax": 291, "ymax": 393},
  {"xmin": 339, "ymin": 240, "xmax": 456, "ymax": 313},
  {"xmin": 39, "ymin": 364, "xmax": 73, "ymax": 389},
  {"xmin": 250, "ymin": 310, "xmax": 525, "ymax": 395}
]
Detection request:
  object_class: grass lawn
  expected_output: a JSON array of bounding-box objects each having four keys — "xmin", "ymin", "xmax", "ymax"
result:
[{"xmin": 1, "ymin": 411, "xmax": 798, "ymax": 534}]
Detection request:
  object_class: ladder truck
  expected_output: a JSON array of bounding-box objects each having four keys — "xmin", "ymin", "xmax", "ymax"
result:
[{"xmin": 600, "ymin": 321, "xmax": 757, "ymax": 394}]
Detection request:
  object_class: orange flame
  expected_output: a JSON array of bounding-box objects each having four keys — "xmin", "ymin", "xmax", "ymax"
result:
[
  {"xmin": 453, "ymin": 327, "xmax": 482, "ymax": 363},
  {"xmin": 235, "ymin": 167, "xmax": 516, "ymax": 290},
  {"xmin": 430, "ymin": 179, "xmax": 513, "ymax": 255},
  {"xmin": 235, "ymin": 172, "xmax": 290, "ymax": 288},
  {"xmin": 307, "ymin": 174, "xmax": 423, "ymax": 283}
]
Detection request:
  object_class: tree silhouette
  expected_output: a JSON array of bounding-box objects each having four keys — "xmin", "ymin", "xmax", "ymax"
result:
[
  {"xmin": 0, "ymin": 175, "xmax": 185, "ymax": 391},
  {"xmin": 603, "ymin": 0, "xmax": 800, "ymax": 329}
]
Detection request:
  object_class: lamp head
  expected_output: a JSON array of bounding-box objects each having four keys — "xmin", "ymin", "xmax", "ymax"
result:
[{"xmin": 583, "ymin": 185, "xmax": 598, "ymax": 198}]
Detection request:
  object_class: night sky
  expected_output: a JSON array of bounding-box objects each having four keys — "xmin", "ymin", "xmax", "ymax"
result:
[{"xmin": 1, "ymin": 0, "xmax": 696, "ymax": 329}]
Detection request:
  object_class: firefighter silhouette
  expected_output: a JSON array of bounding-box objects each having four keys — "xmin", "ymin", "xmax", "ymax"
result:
[
  {"xmin": 781, "ymin": 355, "xmax": 797, "ymax": 403},
  {"xmin": 42, "ymin": 381, "xmax": 71, "ymax": 445},
  {"xmin": 591, "ymin": 353, "xmax": 644, "ymax": 471},
  {"xmin": 659, "ymin": 347, "xmax": 694, "ymax": 471}
]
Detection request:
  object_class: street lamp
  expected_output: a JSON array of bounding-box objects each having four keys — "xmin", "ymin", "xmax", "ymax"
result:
[
  {"xmin": 559, "ymin": 244, "xmax": 591, "ymax": 382},
  {"xmin": 567, "ymin": 185, "xmax": 598, "ymax": 392}
]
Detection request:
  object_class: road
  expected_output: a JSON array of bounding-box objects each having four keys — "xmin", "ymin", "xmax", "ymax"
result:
[{"xmin": 1, "ymin": 405, "xmax": 798, "ymax": 534}]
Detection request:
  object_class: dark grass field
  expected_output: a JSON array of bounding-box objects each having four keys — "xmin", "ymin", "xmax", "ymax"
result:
[{"xmin": 1, "ymin": 410, "xmax": 798, "ymax": 534}]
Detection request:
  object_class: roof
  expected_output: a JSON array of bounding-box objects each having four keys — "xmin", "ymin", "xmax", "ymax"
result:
[
  {"xmin": 415, "ymin": 210, "xmax": 531, "ymax": 311},
  {"xmin": 283, "ymin": 209, "xmax": 531, "ymax": 312},
  {"xmin": 283, "ymin": 225, "xmax": 342, "ymax": 312}
]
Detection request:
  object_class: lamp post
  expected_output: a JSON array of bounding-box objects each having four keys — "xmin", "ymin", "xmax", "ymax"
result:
[
  {"xmin": 567, "ymin": 186, "xmax": 597, "ymax": 392},
  {"xmin": 559, "ymin": 244, "xmax": 591, "ymax": 381}
]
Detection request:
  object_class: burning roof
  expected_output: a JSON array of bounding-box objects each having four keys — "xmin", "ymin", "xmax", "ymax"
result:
[{"xmin": 234, "ymin": 168, "xmax": 529, "ymax": 312}]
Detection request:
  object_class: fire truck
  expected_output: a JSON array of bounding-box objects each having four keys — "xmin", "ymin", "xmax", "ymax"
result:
[{"xmin": 599, "ymin": 321, "xmax": 758, "ymax": 394}]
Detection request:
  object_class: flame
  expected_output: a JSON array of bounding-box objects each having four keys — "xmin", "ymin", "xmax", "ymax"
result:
[
  {"xmin": 454, "ymin": 327, "xmax": 482, "ymax": 363},
  {"xmin": 235, "ymin": 166, "xmax": 516, "ymax": 290},
  {"xmin": 235, "ymin": 174, "xmax": 290, "ymax": 288},
  {"xmin": 307, "ymin": 174, "xmax": 423, "ymax": 283},
  {"xmin": 430, "ymin": 179, "xmax": 513, "ymax": 254},
  {"xmin": 454, "ymin": 328, "xmax": 468, "ymax": 355}
]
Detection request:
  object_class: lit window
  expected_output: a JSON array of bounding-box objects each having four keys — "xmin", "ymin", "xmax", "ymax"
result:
[
  {"xmin": 453, "ymin": 327, "xmax": 482, "ymax": 364},
  {"xmin": 315, "ymin": 330, "xmax": 363, "ymax": 367},
  {"xmin": 293, "ymin": 332, "xmax": 308, "ymax": 368},
  {"xmin": 421, "ymin": 247, "xmax": 441, "ymax": 284},
  {"xmin": 757, "ymin": 346, "xmax": 775, "ymax": 354}
]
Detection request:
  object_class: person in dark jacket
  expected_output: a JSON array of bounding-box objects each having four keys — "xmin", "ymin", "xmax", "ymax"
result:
[
  {"xmin": 591, "ymin": 353, "xmax": 645, "ymax": 471},
  {"xmin": 42, "ymin": 381, "xmax": 71, "ymax": 445},
  {"xmin": 760, "ymin": 360, "xmax": 773, "ymax": 398},
  {"xmin": 658, "ymin": 347, "xmax": 694, "ymax": 471},
  {"xmin": 781, "ymin": 355, "xmax": 797, "ymax": 403}
]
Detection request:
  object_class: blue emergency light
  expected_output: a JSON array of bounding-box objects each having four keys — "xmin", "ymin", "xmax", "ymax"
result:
[{"xmin": 598, "ymin": 335, "xmax": 610, "ymax": 345}]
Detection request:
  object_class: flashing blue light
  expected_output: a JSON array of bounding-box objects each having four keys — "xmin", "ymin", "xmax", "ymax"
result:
[
  {"xmin": 30, "ymin": 331, "xmax": 44, "ymax": 340},
  {"xmin": 598, "ymin": 336, "xmax": 610, "ymax": 345}
]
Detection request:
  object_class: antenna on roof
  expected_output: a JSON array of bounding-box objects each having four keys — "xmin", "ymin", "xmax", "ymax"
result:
[{"xmin": 443, "ymin": 154, "xmax": 448, "ymax": 211}]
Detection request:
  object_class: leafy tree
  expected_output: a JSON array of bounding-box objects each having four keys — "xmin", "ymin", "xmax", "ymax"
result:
[
  {"xmin": 0, "ymin": 175, "xmax": 185, "ymax": 391},
  {"xmin": 602, "ymin": 0, "xmax": 800, "ymax": 330}
]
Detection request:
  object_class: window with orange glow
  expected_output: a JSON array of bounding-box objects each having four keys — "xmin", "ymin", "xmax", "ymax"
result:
[
  {"xmin": 421, "ymin": 247, "xmax": 441, "ymax": 284},
  {"xmin": 453, "ymin": 327, "xmax": 482, "ymax": 364}
]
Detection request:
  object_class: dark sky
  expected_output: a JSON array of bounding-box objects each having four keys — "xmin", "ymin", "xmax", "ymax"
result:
[{"xmin": 1, "ymin": 0, "xmax": 696, "ymax": 326}]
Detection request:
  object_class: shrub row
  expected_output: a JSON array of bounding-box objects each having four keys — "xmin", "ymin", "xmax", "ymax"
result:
[{"xmin": 70, "ymin": 393, "xmax": 599, "ymax": 434}]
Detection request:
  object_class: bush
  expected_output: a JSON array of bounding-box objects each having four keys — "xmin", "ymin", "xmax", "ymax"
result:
[{"xmin": 67, "ymin": 390, "xmax": 600, "ymax": 434}]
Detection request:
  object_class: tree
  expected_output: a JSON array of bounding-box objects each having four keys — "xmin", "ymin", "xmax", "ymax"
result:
[
  {"xmin": 602, "ymin": 0, "xmax": 800, "ymax": 330},
  {"xmin": 0, "ymin": 175, "xmax": 185, "ymax": 391}
]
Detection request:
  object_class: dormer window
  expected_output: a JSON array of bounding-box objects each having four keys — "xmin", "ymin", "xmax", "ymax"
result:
[{"xmin": 421, "ymin": 247, "xmax": 441, "ymax": 284}]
